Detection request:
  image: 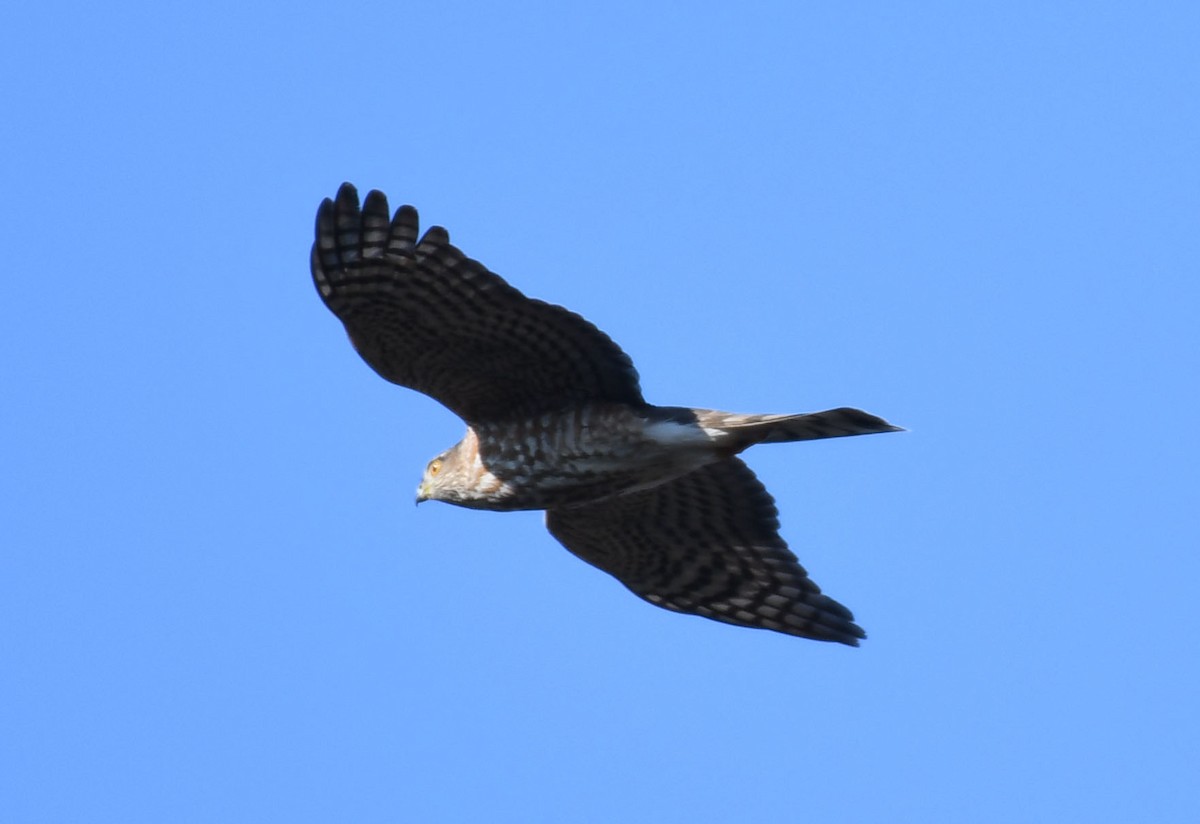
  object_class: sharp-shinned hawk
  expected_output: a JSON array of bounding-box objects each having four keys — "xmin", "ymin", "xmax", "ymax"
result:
[{"xmin": 312, "ymin": 183, "xmax": 900, "ymax": 645}]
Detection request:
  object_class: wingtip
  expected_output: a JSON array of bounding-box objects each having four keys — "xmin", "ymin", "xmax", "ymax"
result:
[
  {"xmin": 421, "ymin": 225, "xmax": 451, "ymax": 246},
  {"xmin": 362, "ymin": 188, "xmax": 390, "ymax": 213},
  {"xmin": 827, "ymin": 623, "xmax": 866, "ymax": 647},
  {"xmin": 829, "ymin": 616, "xmax": 867, "ymax": 647}
]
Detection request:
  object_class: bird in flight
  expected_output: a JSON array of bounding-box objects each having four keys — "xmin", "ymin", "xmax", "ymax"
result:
[{"xmin": 312, "ymin": 184, "xmax": 899, "ymax": 644}]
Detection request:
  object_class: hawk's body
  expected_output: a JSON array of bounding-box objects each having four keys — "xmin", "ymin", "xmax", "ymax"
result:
[
  {"xmin": 433, "ymin": 404, "xmax": 890, "ymax": 511},
  {"xmin": 312, "ymin": 184, "xmax": 899, "ymax": 645}
]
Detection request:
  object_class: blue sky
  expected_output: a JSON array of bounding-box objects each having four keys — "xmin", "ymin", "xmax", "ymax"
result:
[{"xmin": 3, "ymin": 2, "xmax": 1198, "ymax": 821}]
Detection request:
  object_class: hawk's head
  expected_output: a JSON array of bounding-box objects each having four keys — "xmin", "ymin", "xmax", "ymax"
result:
[
  {"xmin": 415, "ymin": 448, "xmax": 461, "ymax": 505},
  {"xmin": 415, "ymin": 430, "xmax": 510, "ymax": 509}
]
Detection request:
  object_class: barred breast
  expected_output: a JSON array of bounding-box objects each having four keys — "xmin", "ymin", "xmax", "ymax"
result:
[{"xmin": 468, "ymin": 404, "xmax": 721, "ymax": 510}]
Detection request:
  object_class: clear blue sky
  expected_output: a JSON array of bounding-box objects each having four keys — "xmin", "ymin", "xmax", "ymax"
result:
[{"xmin": 3, "ymin": 2, "xmax": 1197, "ymax": 822}]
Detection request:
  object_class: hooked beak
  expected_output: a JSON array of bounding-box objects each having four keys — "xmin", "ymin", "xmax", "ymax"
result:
[{"xmin": 415, "ymin": 482, "xmax": 428, "ymax": 506}]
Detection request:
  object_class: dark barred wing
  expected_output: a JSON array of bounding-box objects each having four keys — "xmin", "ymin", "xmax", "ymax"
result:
[
  {"xmin": 546, "ymin": 458, "xmax": 866, "ymax": 645},
  {"xmin": 312, "ymin": 183, "xmax": 644, "ymax": 423}
]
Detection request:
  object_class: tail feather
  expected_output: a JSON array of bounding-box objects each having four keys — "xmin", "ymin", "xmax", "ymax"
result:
[{"xmin": 693, "ymin": 407, "xmax": 902, "ymax": 450}]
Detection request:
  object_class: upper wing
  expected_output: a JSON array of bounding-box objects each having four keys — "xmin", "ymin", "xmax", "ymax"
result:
[
  {"xmin": 311, "ymin": 183, "xmax": 644, "ymax": 423},
  {"xmin": 545, "ymin": 458, "xmax": 866, "ymax": 645}
]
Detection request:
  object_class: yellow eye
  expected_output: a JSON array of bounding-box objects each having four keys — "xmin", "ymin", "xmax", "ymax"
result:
[{"xmin": 428, "ymin": 459, "xmax": 442, "ymax": 476}]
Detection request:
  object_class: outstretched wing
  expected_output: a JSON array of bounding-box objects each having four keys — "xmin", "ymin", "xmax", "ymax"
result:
[
  {"xmin": 312, "ymin": 183, "xmax": 644, "ymax": 423},
  {"xmin": 546, "ymin": 458, "xmax": 866, "ymax": 645}
]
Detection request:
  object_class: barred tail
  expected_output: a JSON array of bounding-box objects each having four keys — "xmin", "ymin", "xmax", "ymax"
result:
[
  {"xmin": 757, "ymin": 407, "xmax": 902, "ymax": 443},
  {"xmin": 696, "ymin": 407, "xmax": 903, "ymax": 450}
]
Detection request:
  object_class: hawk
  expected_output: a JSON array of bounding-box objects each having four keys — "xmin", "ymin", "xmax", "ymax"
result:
[{"xmin": 312, "ymin": 183, "xmax": 900, "ymax": 645}]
